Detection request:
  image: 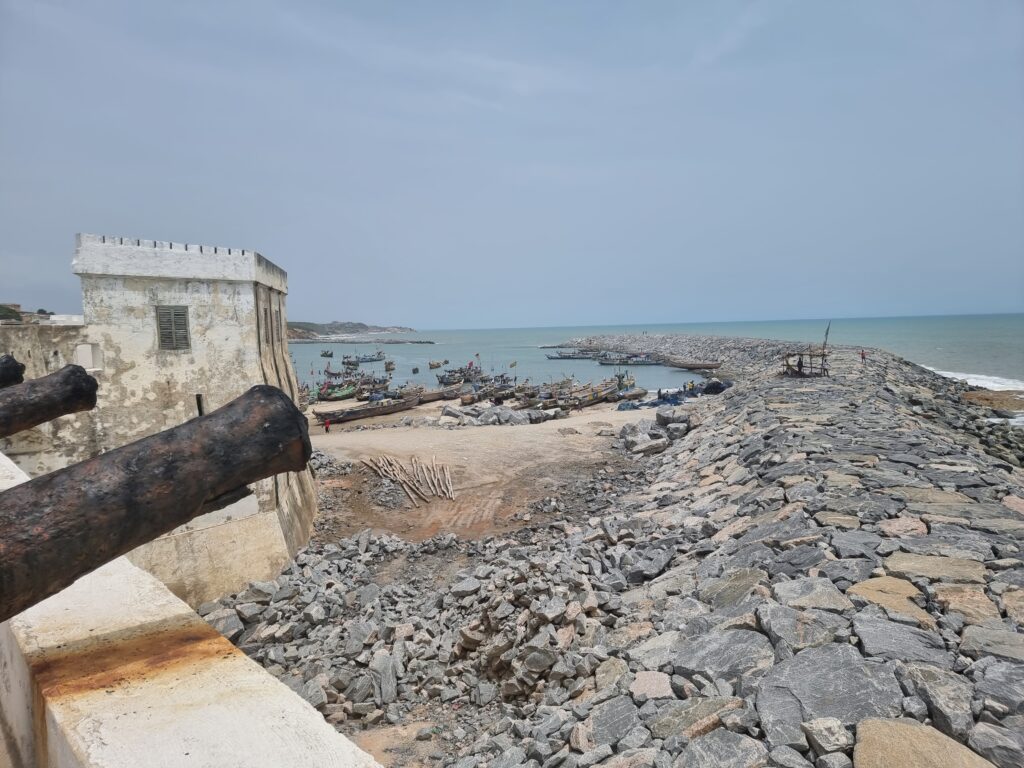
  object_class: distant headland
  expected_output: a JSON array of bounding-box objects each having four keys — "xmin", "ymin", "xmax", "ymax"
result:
[{"xmin": 287, "ymin": 321, "xmax": 416, "ymax": 340}]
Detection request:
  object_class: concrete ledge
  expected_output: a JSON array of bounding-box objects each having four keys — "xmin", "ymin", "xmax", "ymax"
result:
[{"xmin": 0, "ymin": 455, "xmax": 379, "ymax": 768}]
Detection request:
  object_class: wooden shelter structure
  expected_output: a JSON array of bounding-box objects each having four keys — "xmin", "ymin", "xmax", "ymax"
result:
[
  {"xmin": 782, "ymin": 322, "xmax": 831, "ymax": 378},
  {"xmin": 782, "ymin": 348, "xmax": 829, "ymax": 377}
]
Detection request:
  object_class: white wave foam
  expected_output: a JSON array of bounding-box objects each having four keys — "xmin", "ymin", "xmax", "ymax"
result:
[{"xmin": 926, "ymin": 368, "xmax": 1024, "ymax": 392}]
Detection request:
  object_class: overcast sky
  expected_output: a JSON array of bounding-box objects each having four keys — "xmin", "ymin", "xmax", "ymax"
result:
[{"xmin": 1, "ymin": 1, "xmax": 1022, "ymax": 328}]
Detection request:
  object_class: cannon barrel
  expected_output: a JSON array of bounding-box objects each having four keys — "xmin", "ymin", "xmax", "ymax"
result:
[
  {"xmin": 0, "ymin": 364, "xmax": 98, "ymax": 438},
  {"xmin": 0, "ymin": 354, "xmax": 26, "ymax": 389},
  {"xmin": 0, "ymin": 385, "xmax": 311, "ymax": 623}
]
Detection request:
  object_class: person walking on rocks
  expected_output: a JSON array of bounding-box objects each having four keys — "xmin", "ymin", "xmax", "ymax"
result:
[{"xmin": 860, "ymin": 349, "xmax": 867, "ymax": 364}]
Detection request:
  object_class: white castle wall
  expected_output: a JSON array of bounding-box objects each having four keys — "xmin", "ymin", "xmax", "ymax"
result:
[{"xmin": 0, "ymin": 234, "xmax": 317, "ymax": 606}]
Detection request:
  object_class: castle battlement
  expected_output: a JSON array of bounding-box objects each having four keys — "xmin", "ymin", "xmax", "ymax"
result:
[
  {"xmin": 73, "ymin": 232, "xmax": 287, "ymax": 292},
  {"xmin": 76, "ymin": 232, "xmax": 260, "ymax": 258}
]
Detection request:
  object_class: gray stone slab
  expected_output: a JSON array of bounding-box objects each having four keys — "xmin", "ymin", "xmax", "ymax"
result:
[{"xmin": 755, "ymin": 644, "xmax": 902, "ymax": 749}]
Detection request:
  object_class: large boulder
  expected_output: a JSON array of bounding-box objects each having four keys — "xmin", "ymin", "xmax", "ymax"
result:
[
  {"xmin": 853, "ymin": 719, "xmax": 996, "ymax": 768},
  {"xmin": 677, "ymin": 728, "xmax": 768, "ymax": 767},
  {"xmin": 587, "ymin": 695, "xmax": 642, "ymax": 747},
  {"xmin": 671, "ymin": 629, "xmax": 775, "ymax": 687},
  {"xmin": 853, "ymin": 613, "xmax": 953, "ymax": 668},
  {"xmin": 755, "ymin": 644, "xmax": 902, "ymax": 749},
  {"xmin": 896, "ymin": 662, "xmax": 974, "ymax": 741}
]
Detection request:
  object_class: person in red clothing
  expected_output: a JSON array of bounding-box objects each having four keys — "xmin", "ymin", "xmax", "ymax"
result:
[{"xmin": 324, "ymin": 419, "xmax": 331, "ymax": 433}]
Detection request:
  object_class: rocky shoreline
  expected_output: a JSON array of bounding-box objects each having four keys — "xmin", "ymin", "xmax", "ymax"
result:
[{"xmin": 204, "ymin": 334, "xmax": 1024, "ymax": 767}]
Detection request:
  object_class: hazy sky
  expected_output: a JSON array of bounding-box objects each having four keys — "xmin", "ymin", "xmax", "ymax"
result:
[{"xmin": 1, "ymin": 1, "xmax": 1022, "ymax": 328}]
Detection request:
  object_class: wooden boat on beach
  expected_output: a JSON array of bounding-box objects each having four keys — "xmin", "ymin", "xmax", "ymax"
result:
[
  {"xmin": 661, "ymin": 358, "xmax": 722, "ymax": 371},
  {"xmin": 314, "ymin": 395, "xmax": 420, "ymax": 425},
  {"xmin": 318, "ymin": 383, "xmax": 357, "ymax": 401},
  {"xmin": 597, "ymin": 354, "xmax": 658, "ymax": 366},
  {"xmin": 419, "ymin": 384, "xmax": 462, "ymax": 403},
  {"xmin": 545, "ymin": 349, "xmax": 593, "ymax": 360}
]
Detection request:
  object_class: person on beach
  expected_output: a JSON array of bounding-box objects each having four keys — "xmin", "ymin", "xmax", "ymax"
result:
[
  {"xmin": 324, "ymin": 419, "xmax": 331, "ymax": 434},
  {"xmin": 860, "ymin": 349, "xmax": 867, "ymax": 364}
]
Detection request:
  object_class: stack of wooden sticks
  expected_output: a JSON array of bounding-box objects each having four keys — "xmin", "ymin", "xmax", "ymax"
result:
[{"xmin": 362, "ymin": 454, "xmax": 455, "ymax": 507}]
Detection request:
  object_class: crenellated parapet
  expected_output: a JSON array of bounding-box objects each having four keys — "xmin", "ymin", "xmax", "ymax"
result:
[{"xmin": 73, "ymin": 233, "xmax": 288, "ymax": 292}]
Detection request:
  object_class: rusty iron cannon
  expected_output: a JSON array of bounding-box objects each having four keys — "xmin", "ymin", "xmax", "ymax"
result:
[
  {"xmin": 0, "ymin": 364, "xmax": 98, "ymax": 438},
  {"xmin": 0, "ymin": 354, "xmax": 26, "ymax": 389},
  {"xmin": 0, "ymin": 385, "xmax": 311, "ymax": 623}
]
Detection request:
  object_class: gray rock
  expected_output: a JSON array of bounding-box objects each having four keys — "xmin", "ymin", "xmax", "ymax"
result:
[
  {"xmin": 975, "ymin": 661, "xmax": 1024, "ymax": 714},
  {"xmin": 896, "ymin": 662, "xmax": 974, "ymax": 741},
  {"xmin": 452, "ymin": 577, "xmax": 482, "ymax": 597},
  {"xmin": 634, "ymin": 437, "xmax": 670, "ymax": 455},
  {"xmin": 578, "ymin": 744, "xmax": 614, "ymax": 768},
  {"xmin": 755, "ymin": 644, "xmax": 902, "ymax": 749},
  {"xmin": 521, "ymin": 647, "xmax": 559, "ymax": 673},
  {"xmin": 589, "ymin": 695, "xmax": 641, "ymax": 746},
  {"xmin": 772, "ymin": 579, "xmax": 853, "ymax": 613},
  {"xmin": 369, "ymin": 650, "xmax": 398, "ymax": 704},
  {"xmin": 618, "ymin": 725, "xmax": 653, "ymax": 751},
  {"xmin": 820, "ymin": 559, "xmax": 875, "ymax": 587},
  {"xmin": 903, "ymin": 694, "xmax": 929, "ymax": 721},
  {"xmin": 960, "ymin": 625, "xmax": 1024, "ymax": 663},
  {"xmin": 800, "ymin": 718, "xmax": 852, "ymax": 754},
  {"xmin": 656, "ymin": 407, "xmax": 688, "ymax": 427},
  {"xmin": 814, "ymin": 755, "xmax": 851, "ymax": 768},
  {"xmin": 677, "ymin": 728, "xmax": 769, "ymax": 767},
  {"xmin": 967, "ymin": 722, "xmax": 1024, "ymax": 768},
  {"xmin": 649, "ymin": 696, "xmax": 743, "ymax": 740},
  {"xmin": 830, "ymin": 531, "xmax": 881, "ymax": 559},
  {"xmin": 629, "ymin": 631, "xmax": 682, "ymax": 671},
  {"xmin": 301, "ymin": 679, "xmax": 327, "ymax": 709},
  {"xmin": 672, "ymin": 629, "xmax": 775, "ymax": 686},
  {"xmin": 698, "ymin": 568, "xmax": 767, "ymax": 609},
  {"xmin": 768, "ymin": 746, "xmax": 813, "ymax": 768},
  {"xmin": 853, "ymin": 614, "xmax": 953, "ymax": 668},
  {"xmin": 206, "ymin": 608, "xmax": 244, "ymax": 641},
  {"xmin": 757, "ymin": 603, "xmax": 835, "ymax": 653},
  {"xmin": 491, "ymin": 747, "xmax": 527, "ymax": 768}
]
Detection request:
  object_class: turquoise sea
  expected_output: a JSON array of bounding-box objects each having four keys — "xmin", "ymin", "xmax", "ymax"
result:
[{"xmin": 290, "ymin": 313, "xmax": 1024, "ymax": 394}]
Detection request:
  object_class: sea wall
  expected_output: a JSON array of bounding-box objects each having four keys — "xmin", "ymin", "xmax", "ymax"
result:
[
  {"xmin": 0, "ymin": 450, "xmax": 380, "ymax": 768},
  {"xmin": 201, "ymin": 333, "xmax": 1024, "ymax": 767}
]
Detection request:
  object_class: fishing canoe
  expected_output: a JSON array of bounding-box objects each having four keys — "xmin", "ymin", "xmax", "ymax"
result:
[{"xmin": 314, "ymin": 395, "xmax": 420, "ymax": 425}]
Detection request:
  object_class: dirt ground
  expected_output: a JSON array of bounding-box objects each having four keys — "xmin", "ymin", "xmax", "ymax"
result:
[{"xmin": 309, "ymin": 401, "xmax": 642, "ymax": 543}]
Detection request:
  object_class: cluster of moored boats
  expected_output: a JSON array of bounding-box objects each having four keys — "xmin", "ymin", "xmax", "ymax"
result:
[
  {"xmin": 547, "ymin": 349, "xmax": 656, "ymax": 365},
  {"xmin": 546, "ymin": 348, "xmax": 721, "ymax": 371},
  {"xmin": 311, "ymin": 364, "xmax": 645, "ymax": 426},
  {"xmin": 303, "ymin": 344, "xmax": 720, "ymax": 428}
]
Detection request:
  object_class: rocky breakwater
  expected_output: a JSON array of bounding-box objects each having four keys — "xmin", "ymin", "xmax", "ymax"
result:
[{"xmin": 204, "ymin": 333, "xmax": 1024, "ymax": 768}]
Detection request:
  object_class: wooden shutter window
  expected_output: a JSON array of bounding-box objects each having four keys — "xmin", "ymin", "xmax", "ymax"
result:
[{"xmin": 156, "ymin": 306, "xmax": 190, "ymax": 351}]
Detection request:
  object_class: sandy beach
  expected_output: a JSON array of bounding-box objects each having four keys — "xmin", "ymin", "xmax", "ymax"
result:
[{"xmin": 309, "ymin": 400, "xmax": 642, "ymax": 541}]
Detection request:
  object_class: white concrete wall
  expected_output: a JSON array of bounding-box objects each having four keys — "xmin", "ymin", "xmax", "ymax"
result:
[{"xmin": 0, "ymin": 453, "xmax": 379, "ymax": 768}]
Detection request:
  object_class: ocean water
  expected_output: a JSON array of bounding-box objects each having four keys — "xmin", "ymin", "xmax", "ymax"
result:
[{"xmin": 290, "ymin": 313, "xmax": 1024, "ymax": 394}]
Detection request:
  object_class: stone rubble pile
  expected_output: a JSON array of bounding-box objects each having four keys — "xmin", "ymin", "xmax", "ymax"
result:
[
  {"xmin": 440, "ymin": 404, "xmax": 566, "ymax": 427},
  {"xmin": 207, "ymin": 335, "xmax": 1024, "ymax": 768},
  {"xmin": 309, "ymin": 449, "xmax": 352, "ymax": 477}
]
